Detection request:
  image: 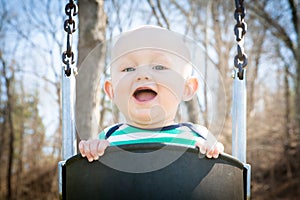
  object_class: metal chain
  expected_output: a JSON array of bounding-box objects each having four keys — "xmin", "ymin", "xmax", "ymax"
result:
[
  {"xmin": 62, "ymin": 0, "xmax": 78, "ymax": 76},
  {"xmin": 234, "ymin": 0, "xmax": 248, "ymax": 80}
]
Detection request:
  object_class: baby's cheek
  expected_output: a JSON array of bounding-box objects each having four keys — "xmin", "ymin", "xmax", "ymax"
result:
[
  {"xmin": 156, "ymin": 75, "xmax": 186, "ymax": 100},
  {"xmin": 158, "ymin": 90, "xmax": 180, "ymax": 118}
]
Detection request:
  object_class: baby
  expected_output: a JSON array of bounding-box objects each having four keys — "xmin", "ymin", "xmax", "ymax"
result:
[{"xmin": 79, "ymin": 25, "xmax": 224, "ymax": 162}]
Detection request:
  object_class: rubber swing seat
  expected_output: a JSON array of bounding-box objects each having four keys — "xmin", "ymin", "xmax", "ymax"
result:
[{"xmin": 62, "ymin": 144, "xmax": 247, "ymax": 200}]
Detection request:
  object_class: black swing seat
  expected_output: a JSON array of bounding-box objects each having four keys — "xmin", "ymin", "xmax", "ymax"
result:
[{"xmin": 61, "ymin": 144, "xmax": 249, "ymax": 200}]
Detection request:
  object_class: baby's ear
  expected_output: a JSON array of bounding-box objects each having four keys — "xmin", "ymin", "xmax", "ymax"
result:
[
  {"xmin": 182, "ymin": 76, "xmax": 198, "ymax": 101},
  {"xmin": 104, "ymin": 80, "xmax": 114, "ymax": 100}
]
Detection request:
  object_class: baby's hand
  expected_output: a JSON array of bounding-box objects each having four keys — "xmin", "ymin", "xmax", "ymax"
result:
[
  {"xmin": 196, "ymin": 141, "xmax": 224, "ymax": 159},
  {"xmin": 79, "ymin": 139, "xmax": 110, "ymax": 162}
]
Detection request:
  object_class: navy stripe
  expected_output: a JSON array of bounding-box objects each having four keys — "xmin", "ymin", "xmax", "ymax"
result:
[
  {"xmin": 105, "ymin": 123, "xmax": 123, "ymax": 139},
  {"xmin": 180, "ymin": 123, "xmax": 206, "ymax": 140}
]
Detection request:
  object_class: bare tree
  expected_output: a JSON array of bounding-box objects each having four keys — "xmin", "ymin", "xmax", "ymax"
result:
[
  {"xmin": 0, "ymin": 53, "xmax": 15, "ymax": 200},
  {"xmin": 248, "ymin": 0, "xmax": 300, "ymax": 135},
  {"xmin": 0, "ymin": 0, "xmax": 67, "ymax": 198}
]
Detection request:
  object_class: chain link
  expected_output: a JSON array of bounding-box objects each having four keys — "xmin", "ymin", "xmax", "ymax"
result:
[
  {"xmin": 62, "ymin": 0, "xmax": 78, "ymax": 76},
  {"xmin": 234, "ymin": 0, "xmax": 247, "ymax": 80}
]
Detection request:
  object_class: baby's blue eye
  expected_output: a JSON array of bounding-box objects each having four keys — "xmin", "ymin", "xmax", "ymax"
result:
[
  {"xmin": 122, "ymin": 67, "xmax": 135, "ymax": 72},
  {"xmin": 153, "ymin": 65, "xmax": 167, "ymax": 70}
]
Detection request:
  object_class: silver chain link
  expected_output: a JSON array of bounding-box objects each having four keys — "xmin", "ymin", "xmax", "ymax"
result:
[
  {"xmin": 234, "ymin": 0, "xmax": 248, "ymax": 80},
  {"xmin": 62, "ymin": 0, "xmax": 78, "ymax": 76}
]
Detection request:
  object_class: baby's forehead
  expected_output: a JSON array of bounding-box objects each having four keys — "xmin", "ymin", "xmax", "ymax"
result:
[
  {"xmin": 110, "ymin": 25, "xmax": 190, "ymax": 63},
  {"xmin": 108, "ymin": 25, "xmax": 193, "ymax": 76},
  {"xmin": 112, "ymin": 50, "xmax": 176, "ymax": 64},
  {"xmin": 109, "ymin": 50, "xmax": 191, "ymax": 74}
]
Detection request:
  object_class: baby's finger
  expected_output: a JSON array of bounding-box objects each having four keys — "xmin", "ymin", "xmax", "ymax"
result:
[
  {"xmin": 78, "ymin": 141, "xmax": 86, "ymax": 157},
  {"xmin": 89, "ymin": 140, "xmax": 100, "ymax": 160},
  {"xmin": 206, "ymin": 149, "xmax": 213, "ymax": 158},
  {"xmin": 199, "ymin": 146, "xmax": 207, "ymax": 155},
  {"xmin": 212, "ymin": 148, "xmax": 220, "ymax": 158},
  {"xmin": 212, "ymin": 143, "xmax": 224, "ymax": 158},
  {"xmin": 82, "ymin": 142, "xmax": 94, "ymax": 162},
  {"xmin": 195, "ymin": 139, "xmax": 206, "ymax": 154},
  {"xmin": 217, "ymin": 142, "xmax": 225, "ymax": 153},
  {"xmin": 97, "ymin": 140, "xmax": 110, "ymax": 156}
]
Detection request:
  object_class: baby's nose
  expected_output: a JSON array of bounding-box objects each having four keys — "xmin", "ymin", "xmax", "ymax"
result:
[
  {"xmin": 135, "ymin": 66, "xmax": 152, "ymax": 81},
  {"xmin": 136, "ymin": 75, "xmax": 150, "ymax": 81}
]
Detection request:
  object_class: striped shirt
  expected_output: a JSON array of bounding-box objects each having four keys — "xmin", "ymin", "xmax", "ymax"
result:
[{"xmin": 99, "ymin": 123, "xmax": 209, "ymax": 148}]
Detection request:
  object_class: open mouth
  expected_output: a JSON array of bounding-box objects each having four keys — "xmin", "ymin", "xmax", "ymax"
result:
[{"xmin": 133, "ymin": 88, "xmax": 157, "ymax": 102}]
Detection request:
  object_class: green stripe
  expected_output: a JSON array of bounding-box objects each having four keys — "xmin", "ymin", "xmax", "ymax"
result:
[
  {"xmin": 110, "ymin": 126, "xmax": 195, "ymax": 136},
  {"xmin": 99, "ymin": 132, "xmax": 106, "ymax": 139},
  {"xmin": 110, "ymin": 137, "xmax": 196, "ymax": 147}
]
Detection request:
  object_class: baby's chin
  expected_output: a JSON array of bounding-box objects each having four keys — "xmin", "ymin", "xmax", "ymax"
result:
[
  {"xmin": 127, "ymin": 120, "xmax": 173, "ymax": 129},
  {"xmin": 126, "ymin": 110, "xmax": 175, "ymax": 129}
]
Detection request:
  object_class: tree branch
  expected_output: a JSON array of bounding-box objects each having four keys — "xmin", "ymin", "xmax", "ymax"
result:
[
  {"xmin": 156, "ymin": 0, "xmax": 169, "ymax": 29},
  {"xmin": 146, "ymin": 0, "xmax": 163, "ymax": 27},
  {"xmin": 288, "ymin": 0, "xmax": 298, "ymax": 36},
  {"xmin": 247, "ymin": 2, "xmax": 296, "ymax": 58}
]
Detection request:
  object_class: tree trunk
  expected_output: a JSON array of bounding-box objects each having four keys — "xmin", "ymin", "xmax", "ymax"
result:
[
  {"xmin": 76, "ymin": 0, "xmax": 107, "ymax": 140},
  {"xmin": 211, "ymin": 1, "xmax": 232, "ymax": 137},
  {"xmin": 284, "ymin": 63, "xmax": 293, "ymax": 178},
  {"xmin": 3, "ymin": 64, "xmax": 15, "ymax": 200},
  {"xmin": 247, "ymin": 28, "xmax": 265, "ymax": 118},
  {"xmin": 284, "ymin": 65, "xmax": 291, "ymax": 139},
  {"xmin": 16, "ymin": 85, "xmax": 25, "ymax": 200},
  {"xmin": 295, "ymin": 44, "xmax": 300, "ymax": 136},
  {"xmin": 292, "ymin": 0, "xmax": 300, "ymax": 137},
  {"xmin": 0, "ymin": 74, "xmax": 5, "ymax": 198}
]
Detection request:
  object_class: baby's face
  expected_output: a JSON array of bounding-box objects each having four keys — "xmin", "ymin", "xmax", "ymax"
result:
[{"xmin": 105, "ymin": 50, "xmax": 197, "ymax": 129}]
